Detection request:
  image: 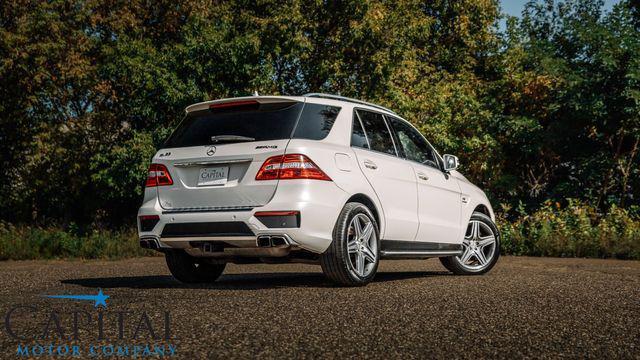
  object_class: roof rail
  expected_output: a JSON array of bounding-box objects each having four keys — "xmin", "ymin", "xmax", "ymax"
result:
[{"xmin": 303, "ymin": 93, "xmax": 396, "ymax": 115}]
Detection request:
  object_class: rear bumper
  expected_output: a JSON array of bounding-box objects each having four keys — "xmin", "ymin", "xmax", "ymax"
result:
[{"xmin": 137, "ymin": 180, "xmax": 348, "ymax": 254}]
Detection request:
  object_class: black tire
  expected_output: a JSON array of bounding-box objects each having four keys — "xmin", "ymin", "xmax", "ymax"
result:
[
  {"xmin": 165, "ymin": 250, "xmax": 226, "ymax": 283},
  {"xmin": 440, "ymin": 212, "xmax": 500, "ymax": 275},
  {"xmin": 320, "ymin": 202, "xmax": 380, "ymax": 286}
]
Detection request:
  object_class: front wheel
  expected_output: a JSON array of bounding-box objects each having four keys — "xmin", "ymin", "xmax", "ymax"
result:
[
  {"xmin": 320, "ymin": 202, "xmax": 380, "ymax": 286},
  {"xmin": 165, "ymin": 250, "xmax": 226, "ymax": 283},
  {"xmin": 440, "ymin": 212, "xmax": 500, "ymax": 275}
]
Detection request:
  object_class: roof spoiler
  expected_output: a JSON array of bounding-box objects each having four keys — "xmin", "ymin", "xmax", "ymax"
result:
[{"xmin": 185, "ymin": 96, "xmax": 304, "ymax": 113}]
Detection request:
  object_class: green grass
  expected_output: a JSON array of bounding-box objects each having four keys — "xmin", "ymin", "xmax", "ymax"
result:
[
  {"xmin": 0, "ymin": 223, "xmax": 155, "ymax": 260},
  {"xmin": 498, "ymin": 201, "xmax": 640, "ymax": 260}
]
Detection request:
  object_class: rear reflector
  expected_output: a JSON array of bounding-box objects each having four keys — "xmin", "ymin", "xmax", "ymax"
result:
[
  {"xmin": 139, "ymin": 215, "xmax": 160, "ymax": 232},
  {"xmin": 255, "ymin": 154, "xmax": 331, "ymax": 181},
  {"xmin": 254, "ymin": 211, "xmax": 300, "ymax": 216},
  {"xmin": 146, "ymin": 164, "xmax": 173, "ymax": 187},
  {"xmin": 254, "ymin": 211, "xmax": 300, "ymax": 228}
]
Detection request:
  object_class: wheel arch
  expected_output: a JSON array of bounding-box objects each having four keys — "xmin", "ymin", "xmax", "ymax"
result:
[
  {"xmin": 473, "ymin": 204, "xmax": 491, "ymax": 217},
  {"xmin": 345, "ymin": 193, "xmax": 381, "ymax": 231}
]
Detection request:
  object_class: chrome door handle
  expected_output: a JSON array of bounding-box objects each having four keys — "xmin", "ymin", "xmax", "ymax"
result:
[
  {"xmin": 417, "ymin": 172, "xmax": 429, "ymax": 181},
  {"xmin": 363, "ymin": 160, "xmax": 378, "ymax": 170}
]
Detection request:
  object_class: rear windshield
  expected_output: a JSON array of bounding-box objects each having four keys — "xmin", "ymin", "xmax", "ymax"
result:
[
  {"xmin": 164, "ymin": 102, "xmax": 303, "ymax": 148},
  {"xmin": 164, "ymin": 101, "xmax": 341, "ymax": 148}
]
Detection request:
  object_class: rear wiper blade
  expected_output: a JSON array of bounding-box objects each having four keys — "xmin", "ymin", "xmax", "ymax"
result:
[{"xmin": 210, "ymin": 135, "xmax": 256, "ymax": 144}]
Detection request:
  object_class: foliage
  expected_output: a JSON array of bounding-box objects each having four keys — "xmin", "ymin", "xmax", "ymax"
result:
[
  {"xmin": 0, "ymin": 222, "xmax": 154, "ymax": 260},
  {"xmin": 499, "ymin": 200, "xmax": 640, "ymax": 259},
  {"xmin": 1, "ymin": 201, "xmax": 637, "ymax": 260},
  {"xmin": 488, "ymin": 0, "xmax": 640, "ymax": 209},
  {"xmin": 0, "ymin": 0, "xmax": 638, "ymax": 259}
]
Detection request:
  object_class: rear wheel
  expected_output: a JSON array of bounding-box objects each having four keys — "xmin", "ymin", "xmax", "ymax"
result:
[
  {"xmin": 440, "ymin": 212, "xmax": 500, "ymax": 275},
  {"xmin": 165, "ymin": 250, "xmax": 226, "ymax": 283},
  {"xmin": 320, "ymin": 202, "xmax": 380, "ymax": 286}
]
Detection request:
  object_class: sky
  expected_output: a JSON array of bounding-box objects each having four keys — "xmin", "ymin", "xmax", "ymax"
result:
[
  {"xmin": 501, "ymin": 0, "xmax": 621, "ymax": 18},
  {"xmin": 499, "ymin": 0, "xmax": 622, "ymax": 29}
]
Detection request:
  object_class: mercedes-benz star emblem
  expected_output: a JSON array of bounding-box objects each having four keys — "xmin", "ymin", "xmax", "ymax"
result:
[{"xmin": 206, "ymin": 146, "xmax": 216, "ymax": 156}]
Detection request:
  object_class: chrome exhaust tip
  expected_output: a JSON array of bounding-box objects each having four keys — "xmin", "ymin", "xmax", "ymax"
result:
[
  {"xmin": 256, "ymin": 235, "xmax": 291, "ymax": 248},
  {"xmin": 271, "ymin": 236, "xmax": 287, "ymax": 247},
  {"xmin": 140, "ymin": 237, "xmax": 160, "ymax": 250},
  {"xmin": 257, "ymin": 235, "xmax": 272, "ymax": 247},
  {"xmin": 148, "ymin": 239, "xmax": 159, "ymax": 250}
]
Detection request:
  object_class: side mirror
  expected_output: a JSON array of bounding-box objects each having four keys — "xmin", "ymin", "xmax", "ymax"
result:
[{"xmin": 443, "ymin": 154, "xmax": 459, "ymax": 172}]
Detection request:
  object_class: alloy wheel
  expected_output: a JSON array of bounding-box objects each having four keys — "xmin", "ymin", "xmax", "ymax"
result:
[
  {"xmin": 346, "ymin": 213, "xmax": 378, "ymax": 277},
  {"xmin": 457, "ymin": 220, "xmax": 497, "ymax": 271}
]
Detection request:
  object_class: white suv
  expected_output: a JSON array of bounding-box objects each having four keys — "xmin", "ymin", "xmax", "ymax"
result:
[{"xmin": 137, "ymin": 94, "xmax": 500, "ymax": 286}]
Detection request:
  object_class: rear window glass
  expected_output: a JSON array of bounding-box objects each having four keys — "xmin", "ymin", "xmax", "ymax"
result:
[
  {"xmin": 351, "ymin": 115, "xmax": 369, "ymax": 149},
  {"xmin": 292, "ymin": 103, "xmax": 341, "ymax": 140},
  {"xmin": 164, "ymin": 102, "xmax": 303, "ymax": 148}
]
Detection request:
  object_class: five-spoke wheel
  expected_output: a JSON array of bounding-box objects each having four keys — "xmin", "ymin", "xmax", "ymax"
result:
[
  {"xmin": 440, "ymin": 212, "xmax": 500, "ymax": 275},
  {"xmin": 346, "ymin": 213, "xmax": 378, "ymax": 278},
  {"xmin": 321, "ymin": 202, "xmax": 380, "ymax": 286},
  {"xmin": 458, "ymin": 219, "xmax": 497, "ymax": 270}
]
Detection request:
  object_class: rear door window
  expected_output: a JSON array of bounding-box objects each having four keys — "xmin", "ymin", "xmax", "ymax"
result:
[
  {"xmin": 355, "ymin": 110, "xmax": 397, "ymax": 156},
  {"xmin": 164, "ymin": 101, "xmax": 303, "ymax": 148},
  {"xmin": 293, "ymin": 103, "xmax": 341, "ymax": 140}
]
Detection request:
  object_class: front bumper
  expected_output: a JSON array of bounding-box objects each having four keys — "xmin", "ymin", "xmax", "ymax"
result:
[{"xmin": 137, "ymin": 181, "xmax": 348, "ymax": 254}]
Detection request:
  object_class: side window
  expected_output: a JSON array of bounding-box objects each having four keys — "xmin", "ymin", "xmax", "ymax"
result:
[
  {"xmin": 387, "ymin": 117, "xmax": 439, "ymax": 168},
  {"xmin": 293, "ymin": 103, "xmax": 341, "ymax": 140},
  {"xmin": 356, "ymin": 110, "xmax": 397, "ymax": 156},
  {"xmin": 351, "ymin": 114, "xmax": 369, "ymax": 149}
]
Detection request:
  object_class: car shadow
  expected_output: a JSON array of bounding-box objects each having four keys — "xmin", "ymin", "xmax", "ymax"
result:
[{"xmin": 61, "ymin": 271, "xmax": 451, "ymax": 290}]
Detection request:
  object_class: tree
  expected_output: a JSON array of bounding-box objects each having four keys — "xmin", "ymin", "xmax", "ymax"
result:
[
  {"xmin": 492, "ymin": 0, "xmax": 640, "ymax": 210},
  {"xmin": 0, "ymin": 0, "xmax": 637, "ymax": 228}
]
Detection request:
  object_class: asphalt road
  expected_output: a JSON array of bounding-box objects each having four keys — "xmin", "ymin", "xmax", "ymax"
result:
[{"xmin": 0, "ymin": 256, "xmax": 638, "ymax": 359}]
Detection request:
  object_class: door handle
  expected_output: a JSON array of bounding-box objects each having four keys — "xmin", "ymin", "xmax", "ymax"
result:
[
  {"xmin": 363, "ymin": 160, "xmax": 378, "ymax": 170},
  {"xmin": 417, "ymin": 172, "xmax": 429, "ymax": 181}
]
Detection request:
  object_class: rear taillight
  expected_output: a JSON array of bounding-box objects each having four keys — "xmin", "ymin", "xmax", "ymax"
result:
[
  {"xmin": 146, "ymin": 164, "xmax": 173, "ymax": 187},
  {"xmin": 255, "ymin": 154, "xmax": 331, "ymax": 181}
]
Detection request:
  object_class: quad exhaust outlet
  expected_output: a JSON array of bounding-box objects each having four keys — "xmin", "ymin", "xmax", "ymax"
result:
[
  {"xmin": 256, "ymin": 235, "xmax": 290, "ymax": 248},
  {"xmin": 139, "ymin": 237, "xmax": 161, "ymax": 250}
]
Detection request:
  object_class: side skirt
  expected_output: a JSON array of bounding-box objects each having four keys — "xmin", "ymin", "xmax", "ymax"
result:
[{"xmin": 379, "ymin": 240, "xmax": 463, "ymax": 259}]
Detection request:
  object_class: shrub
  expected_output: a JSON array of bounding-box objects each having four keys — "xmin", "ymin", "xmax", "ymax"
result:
[
  {"xmin": 1, "ymin": 201, "xmax": 639, "ymax": 261},
  {"xmin": 0, "ymin": 223, "xmax": 155, "ymax": 260},
  {"xmin": 497, "ymin": 200, "xmax": 640, "ymax": 260}
]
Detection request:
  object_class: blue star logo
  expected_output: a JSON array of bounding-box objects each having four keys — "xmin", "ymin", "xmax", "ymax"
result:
[{"xmin": 44, "ymin": 289, "xmax": 110, "ymax": 308}]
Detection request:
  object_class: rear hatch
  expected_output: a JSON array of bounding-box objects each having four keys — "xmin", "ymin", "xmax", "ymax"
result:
[{"xmin": 157, "ymin": 98, "xmax": 303, "ymax": 211}]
